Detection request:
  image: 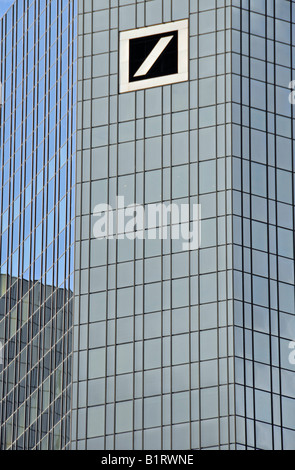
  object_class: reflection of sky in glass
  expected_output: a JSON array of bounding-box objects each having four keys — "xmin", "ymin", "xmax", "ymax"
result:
[
  {"xmin": 0, "ymin": 0, "xmax": 14, "ymax": 19},
  {"xmin": 0, "ymin": 0, "xmax": 76, "ymax": 290}
]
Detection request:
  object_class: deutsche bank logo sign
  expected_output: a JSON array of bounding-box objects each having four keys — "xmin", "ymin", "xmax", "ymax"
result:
[{"xmin": 120, "ymin": 20, "xmax": 189, "ymax": 93}]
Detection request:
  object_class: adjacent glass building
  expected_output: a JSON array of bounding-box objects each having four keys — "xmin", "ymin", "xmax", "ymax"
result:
[
  {"xmin": 0, "ymin": 0, "xmax": 76, "ymax": 449},
  {"xmin": 72, "ymin": 0, "xmax": 295, "ymax": 451}
]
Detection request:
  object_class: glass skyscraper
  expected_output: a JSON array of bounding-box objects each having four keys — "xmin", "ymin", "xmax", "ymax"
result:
[
  {"xmin": 73, "ymin": 0, "xmax": 233, "ymax": 450},
  {"xmin": 72, "ymin": 0, "xmax": 295, "ymax": 451},
  {"xmin": 0, "ymin": 0, "xmax": 76, "ymax": 449},
  {"xmin": 1, "ymin": 0, "xmax": 295, "ymax": 452}
]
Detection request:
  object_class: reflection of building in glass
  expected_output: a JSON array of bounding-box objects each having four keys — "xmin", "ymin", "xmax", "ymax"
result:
[
  {"xmin": 0, "ymin": 275, "xmax": 72, "ymax": 449},
  {"xmin": 72, "ymin": 0, "xmax": 295, "ymax": 451},
  {"xmin": 0, "ymin": 0, "xmax": 76, "ymax": 450}
]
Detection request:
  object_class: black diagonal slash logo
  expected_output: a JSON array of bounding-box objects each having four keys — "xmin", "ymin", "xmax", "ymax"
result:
[
  {"xmin": 120, "ymin": 20, "xmax": 188, "ymax": 93},
  {"xmin": 129, "ymin": 31, "xmax": 178, "ymax": 83}
]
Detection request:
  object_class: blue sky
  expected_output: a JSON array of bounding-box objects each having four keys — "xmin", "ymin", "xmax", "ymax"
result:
[{"xmin": 0, "ymin": 0, "xmax": 14, "ymax": 18}]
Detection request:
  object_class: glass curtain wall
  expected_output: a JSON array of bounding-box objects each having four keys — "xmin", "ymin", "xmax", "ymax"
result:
[
  {"xmin": 232, "ymin": 0, "xmax": 295, "ymax": 450},
  {"xmin": 73, "ymin": 0, "xmax": 234, "ymax": 450},
  {"xmin": 0, "ymin": 0, "xmax": 76, "ymax": 450}
]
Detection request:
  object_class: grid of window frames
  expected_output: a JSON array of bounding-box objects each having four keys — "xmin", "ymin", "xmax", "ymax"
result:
[
  {"xmin": 73, "ymin": 0, "xmax": 234, "ymax": 450},
  {"xmin": 0, "ymin": 0, "xmax": 76, "ymax": 449},
  {"xmin": 232, "ymin": 0, "xmax": 295, "ymax": 450}
]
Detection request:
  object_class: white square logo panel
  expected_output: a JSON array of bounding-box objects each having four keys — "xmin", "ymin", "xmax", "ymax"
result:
[{"xmin": 120, "ymin": 20, "xmax": 189, "ymax": 94}]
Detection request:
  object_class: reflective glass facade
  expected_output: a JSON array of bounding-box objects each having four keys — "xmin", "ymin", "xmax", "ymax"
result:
[
  {"xmin": 232, "ymin": 0, "xmax": 295, "ymax": 450},
  {"xmin": 73, "ymin": 0, "xmax": 235, "ymax": 450},
  {"xmin": 1, "ymin": 0, "xmax": 294, "ymax": 453},
  {"xmin": 73, "ymin": 0, "xmax": 295, "ymax": 451},
  {"xmin": 0, "ymin": 0, "xmax": 76, "ymax": 449}
]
